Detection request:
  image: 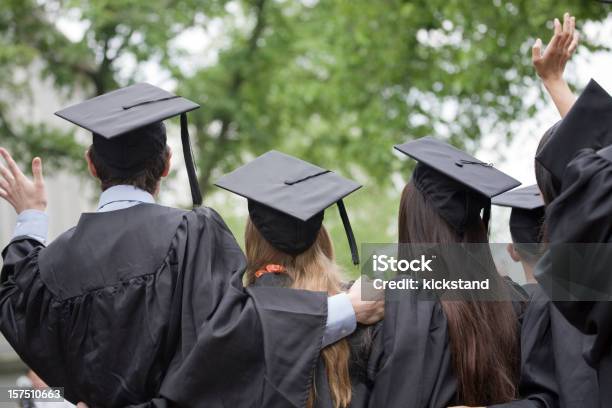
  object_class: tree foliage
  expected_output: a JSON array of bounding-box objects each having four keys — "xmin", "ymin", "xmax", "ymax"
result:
[
  {"xmin": 179, "ymin": 0, "xmax": 611, "ymax": 191},
  {"xmin": 0, "ymin": 0, "xmax": 610, "ymax": 185}
]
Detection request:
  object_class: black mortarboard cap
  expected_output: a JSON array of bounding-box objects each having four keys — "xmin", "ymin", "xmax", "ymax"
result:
[
  {"xmin": 395, "ymin": 137, "xmax": 521, "ymax": 233},
  {"xmin": 215, "ymin": 150, "xmax": 362, "ymax": 264},
  {"xmin": 492, "ymin": 185, "xmax": 545, "ymax": 243},
  {"xmin": 55, "ymin": 83, "xmax": 202, "ymax": 206},
  {"xmin": 536, "ymin": 79, "xmax": 612, "ymax": 187},
  {"xmin": 492, "ymin": 184, "xmax": 544, "ymax": 210}
]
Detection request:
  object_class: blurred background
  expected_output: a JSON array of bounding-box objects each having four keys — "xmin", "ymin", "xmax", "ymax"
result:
[{"xmin": 0, "ymin": 0, "xmax": 611, "ymax": 402}]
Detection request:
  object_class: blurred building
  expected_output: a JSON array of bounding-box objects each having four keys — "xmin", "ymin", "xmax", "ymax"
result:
[{"xmin": 0, "ymin": 62, "xmax": 94, "ymax": 390}]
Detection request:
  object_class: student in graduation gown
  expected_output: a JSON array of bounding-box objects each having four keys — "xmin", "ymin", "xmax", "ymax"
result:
[
  {"xmin": 213, "ymin": 150, "xmax": 383, "ymax": 408},
  {"xmin": 493, "ymin": 186, "xmax": 557, "ymax": 407},
  {"xmin": 494, "ymin": 184, "xmax": 598, "ymax": 408},
  {"xmin": 0, "ymin": 84, "xmax": 382, "ymax": 407},
  {"xmin": 534, "ymin": 77, "xmax": 612, "ymax": 407},
  {"xmin": 367, "ymin": 137, "xmax": 554, "ymax": 408},
  {"xmin": 529, "ymin": 16, "xmax": 601, "ymax": 405}
]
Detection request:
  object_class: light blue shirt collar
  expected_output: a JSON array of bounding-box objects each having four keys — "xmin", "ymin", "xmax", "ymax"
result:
[{"xmin": 97, "ymin": 185, "xmax": 156, "ymax": 212}]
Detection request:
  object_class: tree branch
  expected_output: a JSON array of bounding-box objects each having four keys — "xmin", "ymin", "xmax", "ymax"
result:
[{"xmin": 197, "ymin": 0, "xmax": 268, "ymax": 191}]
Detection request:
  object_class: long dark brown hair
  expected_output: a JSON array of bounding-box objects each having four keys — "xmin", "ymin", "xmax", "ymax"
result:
[{"xmin": 398, "ymin": 181, "xmax": 520, "ymax": 405}]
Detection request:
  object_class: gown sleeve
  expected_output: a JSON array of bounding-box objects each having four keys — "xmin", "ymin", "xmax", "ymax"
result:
[
  {"xmin": 0, "ymin": 237, "xmax": 72, "ymax": 396},
  {"xmin": 490, "ymin": 286, "xmax": 558, "ymax": 408},
  {"xmin": 535, "ymin": 149, "xmax": 612, "ymax": 362},
  {"xmin": 141, "ymin": 274, "xmax": 328, "ymax": 408},
  {"xmin": 549, "ymin": 306, "xmax": 599, "ymax": 407}
]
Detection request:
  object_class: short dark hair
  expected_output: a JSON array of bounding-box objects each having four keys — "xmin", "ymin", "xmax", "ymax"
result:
[{"xmin": 89, "ymin": 144, "xmax": 170, "ymax": 194}]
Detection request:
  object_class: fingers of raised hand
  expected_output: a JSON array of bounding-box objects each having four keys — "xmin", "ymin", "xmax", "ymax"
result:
[
  {"xmin": 563, "ymin": 12, "xmax": 571, "ymax": 33},
  {"xmin": 32, "ymin": 157, "xmax": 44, "ymax": 185},
  {"xmin": 0, "ymin": 170, "xmax": 13, "ymax": 202},
  {"xmin": 0, "ymin": 148, "xmax": 25, "ymax": 182},
  {"xmin": 568, "ymin": 31, "xmax": 580, "ymax": 55},
  {"xmin": 0, "ymin": 163, "xmax": 15, "ymax": 186},
  {"xmin": 0, "ymin": 175, "xmax": 10, "ymax": 190},
  {"xmin": 561, "ymin": 14, "xmax": 577, "ymax": 48},
  {"xmin": 554, "ymin": 18, "xmax": 562, "ymax": 35},
  {"xmin": 532, "ymin": 38, "xmax": 543, "ymax": 62}
]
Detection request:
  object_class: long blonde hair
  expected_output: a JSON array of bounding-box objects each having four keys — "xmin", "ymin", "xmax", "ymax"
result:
[{"xmin": 245, "ymin": 218, "xmax": 352, "ymax": 408}]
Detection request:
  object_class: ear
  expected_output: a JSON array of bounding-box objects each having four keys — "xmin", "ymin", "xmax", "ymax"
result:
[
  {"xmin": 162, "ymin": 146, "xmax": 172, "ymax": 178},
  {"xmin": 506, "ymin": 243, "xmax": 522, "ymax": 262},
  {"xmin": 85, "ymin": 148, "xmax": 98, "ymax": 178}
]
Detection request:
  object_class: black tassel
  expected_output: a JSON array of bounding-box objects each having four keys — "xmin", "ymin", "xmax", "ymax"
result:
[
  {"xmin": 180, "ymin": 113, "xmax": 203, "ymax": 207},
  {"xmin": 337, "ymin": 199, "xmax": 360, "ymax": 265}
]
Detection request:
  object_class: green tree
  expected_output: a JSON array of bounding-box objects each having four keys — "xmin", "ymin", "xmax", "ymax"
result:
[
  {"xmin": 0, "ymin": 0, "xmax": 229, "ymax": 167},
  {"xmin": 181, "ymin": 0, "xmax": 610, "ymax": 193},
  {"xmin": 0, "ymin": 0, "xmax": 81, "ymax": 168},
  {"xmin": 0, "ymin": 0, "xmax": 610, "ymax": 188}
]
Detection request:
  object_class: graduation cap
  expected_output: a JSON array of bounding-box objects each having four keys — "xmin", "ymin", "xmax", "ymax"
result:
[
  {"xmin": 215, "ymin": 150, "xmax": 362, "ymax": 264},
  {"xmin": 536, "ymin": 79, "xmax": 612, "ymax": 187},
  {"xmin": 492, "ymin": 185, "xmax": 545, "ymax": 244},
  {"xmin": 395, "ymin": 137, "xmax": 521, "ymax": 234},
  {"xmin": 55, "ymin": 83, "xmax": 202, "ymax": 206}
]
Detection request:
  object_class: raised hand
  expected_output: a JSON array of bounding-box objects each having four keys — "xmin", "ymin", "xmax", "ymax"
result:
[
  {"xmin": 531, "ymin": 12, "xmax": 579, "ymax": 117},
  {"xmin": 0, "ymin": 148, "xmax": 47, "ymax": 213},
  {"xmin": 532, "ymin": 12, "xmax": 579, "ymax": 82}
]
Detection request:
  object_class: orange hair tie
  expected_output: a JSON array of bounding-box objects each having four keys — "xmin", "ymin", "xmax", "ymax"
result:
[{"xmin": 255, "ymin": 264, "xmax": 286, "ymax": 278}]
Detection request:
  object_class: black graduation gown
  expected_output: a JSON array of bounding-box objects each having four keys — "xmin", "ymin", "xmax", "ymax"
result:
[
  {"xmin": 520, "ymin": 283, "xmax": 599, "ymax": 408},
  {"xmin": 367, "ymin": 284, "xmax": 457, "ymax": 408},
  {"xmin": 0, "ymin": 204, "xmax": 327, "ymax": 408},
  {"xmin": 535, "ymin": 149, "xmax": 612, "ymax": 406},
  {"xmin": 249, "ymin": 274, "xmax": 381, "ymax": 408},
  {"xmin": 489, "ymin": 282, "xmax": 558, "ymax": 408},
  {"xmin": 549, "ymin": 302, "xmax": 599, "ymax": 408},
  {"xmin": 369, "ymin": 275, "xmax": 557, "ymax": 408}
]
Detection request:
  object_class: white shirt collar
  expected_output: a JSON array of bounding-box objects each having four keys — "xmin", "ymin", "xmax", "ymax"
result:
[{"xmin": 97, "ymin": 185, "xmax": 156, "ymax": 212}]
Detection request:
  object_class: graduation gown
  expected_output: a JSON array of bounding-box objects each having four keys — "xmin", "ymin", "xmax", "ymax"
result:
[
  {"xmin": 521, "ymin": 283, "xmax": 599, "ymax": 408},
  {"xmin": 0, "ymin": 204, "xmax": 327, "ymax": 408},
  {"xmin": 368, "ymin": 275, "xmax": 558, "ymax": 408},
  {"xmin": 549, "ymin": 301, "xmax": 599, "ymax": 408},
  {"xmin": 498, "ymin": 280, "xmax": 601, "ymax": 408},
  {"xmin": 367, "ymin": 281, "xmax": 456, "ymax": 408},
  {"xmin": 535, "ymin": 148, "xmax": 612, "ymax": 406},
  {"xmin": 505, "ymin": 282, "xmax": 598, "ymax": 408},
  {"xmin": 308, "ymin": 323, "xmax": 381, "ymax": 408},
  {"xmin": 247, "ymin": 274, "xmax": 381, "ymax": 408},
  {"xmin": 489, "ymin": 283, "xmax": 558, "ymax": 408}
]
